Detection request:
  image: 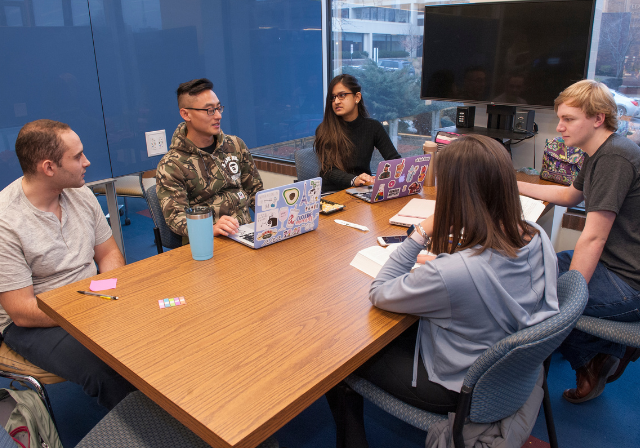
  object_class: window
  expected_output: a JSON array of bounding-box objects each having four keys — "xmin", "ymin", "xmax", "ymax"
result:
[{"xmin": 331, "ymin": 0, "xmax": 640, "ymax": 152}]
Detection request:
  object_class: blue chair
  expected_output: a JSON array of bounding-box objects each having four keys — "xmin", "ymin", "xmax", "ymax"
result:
[
  {"xmin": 144, "ymin": 185, "xmax": 183, "ymax": 253},
  {"xmin": 574, "ymin": 317, "xmax": 640, "ymax": 347},
  {"xmin": 294, "ymin": 147, "xmax": 321, "ymax": 182},
  {"xmin": 76, "ymin": 391, "xmax": 279, "ymax": 448},
  {"xmin": 345, "ymin": 270, "xmax": 589, "ymax": 448}
]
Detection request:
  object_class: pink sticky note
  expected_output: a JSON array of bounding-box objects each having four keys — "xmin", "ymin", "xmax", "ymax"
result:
[
  {"xmin": 158, "ymin": 300, "xmax": 165, "ymax": 309},
  {"xmin": 90, "ymin": 278, "xmax": 117, "ymax": 292}
]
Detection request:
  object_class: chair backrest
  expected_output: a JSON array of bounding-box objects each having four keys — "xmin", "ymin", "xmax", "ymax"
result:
[
  {"xmin": 370, "ymin": 149, "xmax": 384, "ymax": 174},
  {"xmin": 464, "ymin": 270, "xmax": 588, "ymax": 423},
  {"xmin": 294, "ymin": 147, "xmax": 321, "ymax": 181},
  {"xmin": 145, "ymin": 185, "xmax": 183, "ymax": 250}
]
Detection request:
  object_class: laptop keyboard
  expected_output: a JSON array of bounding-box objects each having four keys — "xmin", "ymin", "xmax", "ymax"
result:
[
  {"xmin": 354, "ymin": 192, "xmax": 372, "ymax": 201},
  {"xmin": 239, "ymin": 231, "xmax": 255, "ymax": 243}
]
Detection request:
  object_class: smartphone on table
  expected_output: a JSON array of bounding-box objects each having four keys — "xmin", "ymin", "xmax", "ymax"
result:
[{"xmin": 377, "ymin": 235, "xmax": 407, "ymax": 247}]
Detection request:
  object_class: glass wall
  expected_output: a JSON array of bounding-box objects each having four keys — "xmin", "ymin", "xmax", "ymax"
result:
[{"xmin": 331, "ymin": 1, "xmax": 460, "ymax": 156}]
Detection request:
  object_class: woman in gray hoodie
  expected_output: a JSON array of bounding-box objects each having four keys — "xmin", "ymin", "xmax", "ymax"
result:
[{"xmin": 327, "ymin": 134, "xmax": 559, "ymax": 448}]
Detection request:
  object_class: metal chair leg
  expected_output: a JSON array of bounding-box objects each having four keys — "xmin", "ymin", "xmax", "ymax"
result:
[
  {"xmin": 0, "ymin": 371, "xmax": 57, "ymax": 430},
  {"xmin": 153, "ymin": 227, "xmax": 164, "ymax": 254},
  {"xmin": 542, "ymin": 357, "xmax": 559, "ymax": 448}
]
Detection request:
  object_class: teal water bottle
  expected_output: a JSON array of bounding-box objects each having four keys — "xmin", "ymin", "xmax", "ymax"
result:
[{"xmin": 185, "ymin": 206, "xmax": 214, "ymax": 260}]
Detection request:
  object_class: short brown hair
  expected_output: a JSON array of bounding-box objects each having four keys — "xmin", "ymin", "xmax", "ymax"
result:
[
  {"xmin": 15, "ymin": 119, "xmax": 71, "ymax": 176},
  {"xmin": 430, "ymin": 134, "xmax": 538, "ymax": 257},
  {"xmin": 554, "ymin": 80, "xmax": 618, "ymax": 132}
]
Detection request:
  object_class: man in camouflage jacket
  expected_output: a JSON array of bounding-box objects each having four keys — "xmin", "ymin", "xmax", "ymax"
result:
[{"xmin": 156, "ymin": 79, "xmax": 263, "ymax": 241}]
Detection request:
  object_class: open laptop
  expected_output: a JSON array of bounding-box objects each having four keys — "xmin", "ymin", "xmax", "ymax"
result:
[
  {"xmin": 225, "ymin": 178, "xmax": 322, "ymax": 249},
  {"xmin": 345, "ymin": 154, "xmax": 432, "ymax": 203}
]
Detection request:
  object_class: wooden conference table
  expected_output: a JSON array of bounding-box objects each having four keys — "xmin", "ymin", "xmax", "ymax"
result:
[{"xmin": 36, "ymin": 173, "xmax": 549, "ymax": 448}]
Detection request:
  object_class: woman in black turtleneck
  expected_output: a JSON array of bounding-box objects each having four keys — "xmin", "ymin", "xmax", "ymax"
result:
[{"xmin": 314, "ymin": 74, "xmax": 401, "ymax": 193}]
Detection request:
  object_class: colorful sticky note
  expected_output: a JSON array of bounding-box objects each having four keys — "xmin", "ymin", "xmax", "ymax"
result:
[
  {"xmin": 158, "ymin": 300, "xmax": 165, "ymax": 309},
  {"xmin": 90, "ymin": 278, "xmax": 117, "ymax": 292},
  {"xmin": 180, "ymin": 297, "xmax": 186, "ymax": 305},
  {"xmin": 169, "ymin": 298, "xmax": 175, "ymax": 306}
]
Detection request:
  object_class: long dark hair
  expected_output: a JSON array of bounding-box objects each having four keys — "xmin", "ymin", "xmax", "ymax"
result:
[
  {"xmin": 430, "ymin": 134, "xmax": 538, "ymax": 257},
  {"xmin": 314, "ymin": 74, "xmax": 369, "ymax": 173}
]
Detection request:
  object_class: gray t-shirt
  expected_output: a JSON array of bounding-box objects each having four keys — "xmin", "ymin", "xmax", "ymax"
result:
[
  {"xmin": 573, "ymin": 133, "xmax": 640, "ymax": 290},
  {"xmin": 0, "ymin": 178, "xmax": 112, "ymax": 333}
]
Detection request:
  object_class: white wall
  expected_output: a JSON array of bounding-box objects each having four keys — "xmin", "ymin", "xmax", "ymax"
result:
[{"xmin": 259, "ymin": 170, "xmax": 296, "ymax": 190}]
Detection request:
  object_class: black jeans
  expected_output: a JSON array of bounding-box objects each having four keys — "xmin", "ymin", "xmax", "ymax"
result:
[
  {"xmin": 326, "ymin": 322, "xmax": 459, "ymax": 448},
  {"xmin": 3, "ymin": 324, "xmax": 137, "ymax": 410}
]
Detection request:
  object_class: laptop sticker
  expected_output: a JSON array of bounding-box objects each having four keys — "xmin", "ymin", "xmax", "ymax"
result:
[
  {"xmin": 388, "ymin": 180, "xmax": 396, "ymax": 188},
  {"xmin": 408, "ymin": 182, "xmax": 422, "ymax": 194},
  {"xmin": 402, "ymin": 185, "xmax": 407, "ymax": 192},
  {"xmin": 258, "ymin": 190, "xmax": 279, "ymax": 211},
  {"xmin": 395, "ymin": 159, "xmax": 405, "ymax": 178},
  {"xmin": 283, "ymin": 188, "xmax": 300, "ymax": 205},
  {"xmin": 388, "ymin": 188, "xmax": 400, "ymax": 198},
  {"xmin": 379, "ymin": 163, "xmax": 392, "ymax": 180},
  {"xmin": 407, "ymin": 165, "xmax": 419, "ymax": 182},
  {"xmin": 374, "ymin": 184, "xmax": 385, "ymax": 202},
  {"xmin": 256, "ymin": 210, "xmax": 279, "ymax": 232},
  {"xmin": 309, "ymin": 179, "xmax": 321, "ymax": 202},
  {"xmin": 418, "ymin": 166, "xmax": 427, "ymax": 183}
]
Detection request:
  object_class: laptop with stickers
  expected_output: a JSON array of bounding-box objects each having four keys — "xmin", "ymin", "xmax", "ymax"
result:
[
  {"xmin": 345, "ymin": 154, "xmax": 432, "ymax": 203},
  {"xmin": 225, "ymin": 178, "xmax": 322, "ymax": 249}
]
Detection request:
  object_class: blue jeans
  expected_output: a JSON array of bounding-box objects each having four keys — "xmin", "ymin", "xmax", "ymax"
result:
[
  {"xmin": 3, "ymin": 324, "xmax": 137, "ymax": 410},
  {"xmin": 557, "ymin": 250, "xmax": 640, "ymax": 370}
]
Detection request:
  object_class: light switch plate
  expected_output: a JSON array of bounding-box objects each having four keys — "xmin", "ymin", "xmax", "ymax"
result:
[{"xmin": 145, "ymin": 130, "xmax": 168, "ymax": 157}]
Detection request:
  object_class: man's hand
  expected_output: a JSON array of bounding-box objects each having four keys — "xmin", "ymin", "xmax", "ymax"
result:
[
  {"xmin": 214, "ymin": 216, "xmax": 240, "ymax": 236},
  {"xmin": 353, "ymin": 173, "xmax": 376, "ymax": 186}
]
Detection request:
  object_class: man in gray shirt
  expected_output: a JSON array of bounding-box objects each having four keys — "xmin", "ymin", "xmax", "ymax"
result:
[
  {"xmin": 0, "ymin": 119, "xmax": 136, "ymax": 409},
  {"xmin": 519, "ymin": 80, "xmax": 640, "ymax": 404}
]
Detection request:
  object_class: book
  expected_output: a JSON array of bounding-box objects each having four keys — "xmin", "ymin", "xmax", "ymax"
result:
[{"xmin": 350, "ymin": 244, "xmax": 431, "ymax": 278}]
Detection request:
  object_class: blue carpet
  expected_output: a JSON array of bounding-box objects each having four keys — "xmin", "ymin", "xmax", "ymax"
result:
[{"xmin": 3, "ymin": 196, "xmax": 638, "ymax": 447}]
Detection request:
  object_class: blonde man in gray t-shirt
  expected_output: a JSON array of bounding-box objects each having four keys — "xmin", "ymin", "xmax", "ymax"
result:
[
  {"xmin": 0, "ymin": 120, "xmax": 136, "ymax": 410},
  {"xmin": 519, "ymin": 80, "xmax": 640, "ymax": 404}
]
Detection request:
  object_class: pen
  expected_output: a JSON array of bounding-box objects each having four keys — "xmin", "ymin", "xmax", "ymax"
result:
[{"xmin": 77, "ymin": 291, "xmax": 119, "ymax": 300}]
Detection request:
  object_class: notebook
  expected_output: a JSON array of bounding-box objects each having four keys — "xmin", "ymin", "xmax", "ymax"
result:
[
  {"xmin": 389, "ymin": 198, "xmax": 436, "ymax": 227},
  {"xmin": 225, "ymin": 178, "xmax": 322, "ymax": 249},
  {"xmin": 345, "ymin": 154, "xmax": 432, "ymax": 203}
]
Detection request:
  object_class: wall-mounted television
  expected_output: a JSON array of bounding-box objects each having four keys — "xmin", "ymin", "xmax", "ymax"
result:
[{"xmin": 420, "ymin": 0, "xmax": 596, "ymax": 109}]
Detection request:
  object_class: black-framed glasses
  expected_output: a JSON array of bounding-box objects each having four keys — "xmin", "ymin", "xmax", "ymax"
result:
[
  {"xmin": 184, "ymin": 105, "xmax": 225, "ymax": 115},
  {"xmin": 331, "ymin": 92, "xmax": 354, "ymax": 102}
]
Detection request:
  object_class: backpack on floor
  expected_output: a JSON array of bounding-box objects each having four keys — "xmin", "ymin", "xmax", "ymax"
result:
[{"xmin": 0, "ymin": 388, "xmax": 63, "ymax": 448}]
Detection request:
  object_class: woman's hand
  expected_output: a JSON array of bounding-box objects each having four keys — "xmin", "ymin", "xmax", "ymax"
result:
[{"xmin": 353, "ymin": 173, "xmax": 376, "ymax": 186}]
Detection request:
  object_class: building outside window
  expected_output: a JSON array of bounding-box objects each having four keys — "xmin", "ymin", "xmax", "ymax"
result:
[{"xmin": 331, "ymin": 0, "xmax": 640, "ymax": 154}]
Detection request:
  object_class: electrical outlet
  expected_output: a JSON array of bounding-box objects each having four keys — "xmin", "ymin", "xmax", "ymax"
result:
[{"xmin": 145, "ymin": 130, "xmax": 168, "ymax": 157}]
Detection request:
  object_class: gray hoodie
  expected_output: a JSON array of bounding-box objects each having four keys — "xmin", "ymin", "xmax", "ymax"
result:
[{"xmin": 370, "ymin": 221, "xmax": 559, "ymax": 392}]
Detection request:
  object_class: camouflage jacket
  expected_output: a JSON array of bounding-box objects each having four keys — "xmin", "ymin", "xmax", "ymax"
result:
[{"xmin": 156, "ymin": 123, "xmax": 263, "ymax": 238}]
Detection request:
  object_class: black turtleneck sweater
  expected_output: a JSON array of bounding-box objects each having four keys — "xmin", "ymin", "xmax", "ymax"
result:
[{"xmin": 319, "ymin": 115, "xmax": 401, "ymax": 192}]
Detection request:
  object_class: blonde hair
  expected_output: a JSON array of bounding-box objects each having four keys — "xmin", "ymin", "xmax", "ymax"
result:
[{"xmin": 554, "ymin": 80, "xmax": 618, "ymax": 132}]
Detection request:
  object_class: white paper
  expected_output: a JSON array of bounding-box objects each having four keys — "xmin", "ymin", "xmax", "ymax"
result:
[{"xmin": 520, "ymin": 195, "xmax": 547, "ymax": 222}]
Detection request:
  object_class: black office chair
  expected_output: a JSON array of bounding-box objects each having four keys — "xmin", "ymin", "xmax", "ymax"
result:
[{"xmin": 144, "ymin": 185, "xmax": 183, "ymax": 253}]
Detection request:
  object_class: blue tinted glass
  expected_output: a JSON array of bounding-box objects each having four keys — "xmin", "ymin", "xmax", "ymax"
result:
[
  {"xmin": 0, "ymin": 0, "xmax": 112, "ymax": 189},
  {"xmin": 91, "ymin": 0, "xmax": 323, "ymax": 176}
]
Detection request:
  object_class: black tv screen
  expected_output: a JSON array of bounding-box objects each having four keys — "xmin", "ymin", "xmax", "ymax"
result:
[{"xmin": 420, "ymin": 0, "xmax": 596, "ymax": 108}]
